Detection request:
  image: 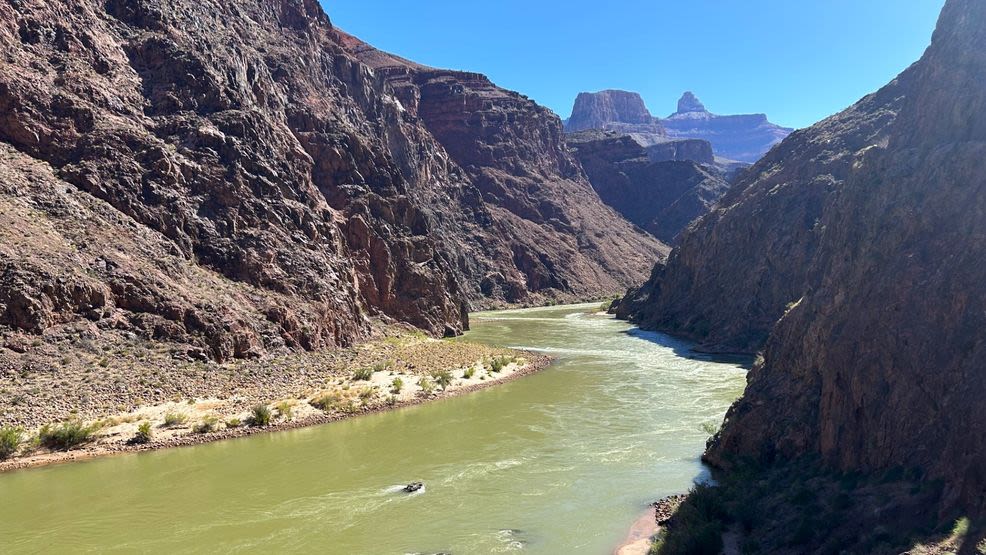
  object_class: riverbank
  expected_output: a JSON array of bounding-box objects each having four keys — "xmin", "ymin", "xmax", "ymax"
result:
[
  {"xmin": 0, "ymin": 328, "xmax": 549, "ymax": 472},
  {"xmin": 614, "ymin": 495, "xmax": 686, "ymax": 555}
]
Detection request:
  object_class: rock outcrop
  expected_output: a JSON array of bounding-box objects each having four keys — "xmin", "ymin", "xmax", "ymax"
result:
[
  {"xmin": 662, "ymin": 92, "xmax": 793, "ymax": 163},
  {"xmin": 629, "ymin": 0, "xmax": 986, "ymax": 517},
  {"xmin": 567, "ymin": 131, "xmax": 728, "ymax": 243},
  {"xmin": 0, "ymin": 0, "xmax": 665, "ymax": 361},
  {"xmin": 564, "ymin": 90, "xmax": 664, "ymax": 134}
]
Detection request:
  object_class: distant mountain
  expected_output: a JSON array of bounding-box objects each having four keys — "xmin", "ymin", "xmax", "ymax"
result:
[
  {"xmin": 663, "ymin": 91, "xmax": 793, "ymax": 163},
  {"xmin": 564, "ymin": 90, "xmax": 792, "ymax": 164}
]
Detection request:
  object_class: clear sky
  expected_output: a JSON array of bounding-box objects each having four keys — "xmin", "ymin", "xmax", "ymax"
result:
[{"xmin": 321, "ymin": 1, "xmax": 945, "ymax": 129}]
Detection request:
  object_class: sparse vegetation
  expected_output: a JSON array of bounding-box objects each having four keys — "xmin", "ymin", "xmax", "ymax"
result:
[
  {"xmin": 390, "ymin": 377, "xmax": 404, "ymax": 395},
  {"xmin": 431, "ymin": 369, "xmax": 453, "ymax": 391},
  {"xmin": 274, "ymin": 401, "xmax": 294, "ymax": 420},
  {"xmin": 358, "ymin": 387, "xmax": 376, "ymax": 405},
  {"xmin": 489, "ymin": 355, "xmax": 513, "ymax": 373},
  {"xmin": 38, "ymin": 420, "xmax": 98, "ymax": 451},
  {"xmin": 0, "ymin": 425, "xmax": 23, "ymax": 460},
  {"xmin": 225, "ymin": 418, "xmax": 242, "ymax": 429},
  {"xmin": 310, "ymin": 391, "xmax": 344, "ymax": 411},
  {"xmin": 418, "ymin": 376, "xmax": 436, "ymax": 395},
  {"xmin": 248, "ymin": 404, "xmax": 272, "ymax": 427},
  {"xmin": 462, "ymin": 367, "xmax": 476, "ymax": 379},
  {"xmin": 192, "ymin": 415, "xmax": 219, "ymax": 434},
  {"xmin": 131, "ymin": 422, "xmax": 153, "ymax": 444},
  {"xmin": 373, "ymin": 360, "xmax": 392, "ymax": 373},
  {"xmin": 352, "ymin": 366, "xmax": 374, "ymax": 381},
  {"xmin": 162, "ymin": 412, "xmax": 188, "ymax": 428}
]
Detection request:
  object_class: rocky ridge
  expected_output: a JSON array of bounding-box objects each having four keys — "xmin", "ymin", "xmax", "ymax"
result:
[
  {"xmin": 628, "ymin": 0, "xmax": 986, "ymax": 519},
  {"xmin": 662, "ymin": 91, "xmax": 794, "ymax": 163},
  {"xmin": 567, "ymin": 130, "xmax": 729, "ymax": 243},
  {"xmin": 0, "ymin": 0, "xmax": 666, "ymax": 364}
]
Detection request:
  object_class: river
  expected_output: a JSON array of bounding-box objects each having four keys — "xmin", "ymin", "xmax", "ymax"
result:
[{"xmin": 0, "ymin": 304, "xmax": 747, "ymax": 554}]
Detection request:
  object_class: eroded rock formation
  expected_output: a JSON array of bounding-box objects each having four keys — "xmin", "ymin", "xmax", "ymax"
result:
[
  {"xmin": 627, "ymin": 0, "xmax": 986, "ymax": 516},
  {"xmin": 0, "ymin": 0, "xmax": 665, "ymax": 361},
  {"xmin": 567, "ymin": 131, "xmax": 728, "ymax": 243},
  {"xmin": 662, "ymin": 91, "xmax": 794, "ymax": 163}
]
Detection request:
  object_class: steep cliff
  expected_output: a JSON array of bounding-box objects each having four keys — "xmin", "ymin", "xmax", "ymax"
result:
[
  {"xmin": 628, "ymin": 0, "xmax": 986, "ymax": 518},
  {"xmin": 708, "ymin": 0, "xmax": 986, "ymax": 514},
  {"xmin": 564, "ymin": 90, "xmax": 664, "ymax": 134},
  {"xmin": 334, "ymin": 33, "xmax": 668, "ymax": 304},
  {"xmin": 663, "ymin": 91, "xmax": 793, "ymax": 163},
  {"xmin": 567, "ymin": 131, "xmax": 728, "ymax": 243},
  {"xmin": 0, "ymin": 0, "xmax": 665, "ymax": 362},
  {"xmin": 618, "ymin": 79, "xmax": 906, "ymax": 353}
]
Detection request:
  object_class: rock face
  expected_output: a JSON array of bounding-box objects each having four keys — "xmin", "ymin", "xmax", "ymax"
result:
[
  {"xmin": 629, "ymin": 0, "xmax": 986, "ymax": 515},
  {"xmin": 663, "ymin": 92, "xmax": 793, "ymax": 163},
  {"xmin": 335, "ymin": 33, "xmax": 668, "ymax": 303},
  {"xmin": 564, "ymin": 90, "xmax": 664, "ymax": 134},
  {"xmin": 0, "ymin": 0, "xmax": 665, "ymax": 361},
  {"xmin": 567, "ymin": 131, "xmax": 729, "ymax": 243}
]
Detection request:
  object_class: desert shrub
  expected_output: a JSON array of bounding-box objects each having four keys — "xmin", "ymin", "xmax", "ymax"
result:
[
  {"xmin": 390, "ymin": 377, "xmax": 404, "ymax": 395},
  {"xmin": 192, "ymin": 415, "xmax": 219, "ymax": 434},
  {"xmin": 352, "ymin": 367, "xmax": 374, "ymax": 381},
  {"xmin": 225, "ymin": 418, "xmax": 242, "ymax": 429},
  {"xmin": 462, "ymin": 367, "xmax": 476, "ymax": 379},
  {"xmin": 490, "ymin": 355, "xmax": 513, "ymax": 373},
  {"xmin": 358, "ymin": 387, "xmax": 376, "ymax": 405},
  {"xmin": 418, "ymin": 377, "xmax": 436, "ymax": 395},
  {"xmin": 310, "ymin": 391, "xmax": 344, "ymax": 411},
  {"xmin": 274, "ymin": 401, "xmax": 294, "ymax": 420},
  {"xmin": 248, "ymin": 404, "xmax": 272, "ymax": 427},
  {"xmin": 162, "ymin": 412, "xmax": 188, "ymax": 428},
  {"xmin": 38, "ymin": 420, "xmax": 98, "ymax": 451},
  {"xmin": 0, "ymin": 425, "xmax": 23, "ymax": 460},
  {"xmin": 372, "ymin": 360, "xmax": 392, "ymax": 373},
  {"xmin": 656, "ymin": 484, "xmax": 726, "ymax": 555},
  {"xmin": 131, "ymin": 422, "xmax": 153, "ymax": 444},
  {"xmin": 431, "ymin": 369, "xmax": 453, "ymax": 391}
]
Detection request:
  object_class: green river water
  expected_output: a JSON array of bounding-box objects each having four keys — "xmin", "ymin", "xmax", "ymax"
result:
[{"xmin": 0, "ymin": 304, "xmax": 747, "ymax": 554}]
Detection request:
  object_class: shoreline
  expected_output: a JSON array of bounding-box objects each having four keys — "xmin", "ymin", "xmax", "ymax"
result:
[
  {"xmin": 0, "ymin": 348, "xmax": 551, "ymax": 474},
  {"xmin": 613, "ymin": 494, "xmax": 686, "ymax": 555}
]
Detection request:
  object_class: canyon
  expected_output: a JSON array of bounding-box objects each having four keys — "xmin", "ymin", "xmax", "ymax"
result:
[
  {"xmin": 0, "ymin": 0, "xmax": 665, "ymax": 367},
  {"xmin": 622, "ymin": 0, "xmax": 986, "ymax": 535}
]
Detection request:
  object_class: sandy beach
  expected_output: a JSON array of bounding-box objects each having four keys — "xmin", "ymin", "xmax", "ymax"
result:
[{"xmin": 0, "ymin": 330, "xmax": 550, "ymax": 472}]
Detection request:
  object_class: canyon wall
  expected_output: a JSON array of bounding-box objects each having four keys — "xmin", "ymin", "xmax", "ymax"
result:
[
  {"xmin": 0, "ymin": 0, "xmax": 665, "ymax": 361},
  {"xmin": 628, "ymin": 0, "xmax": 986, "ymax": 514}
]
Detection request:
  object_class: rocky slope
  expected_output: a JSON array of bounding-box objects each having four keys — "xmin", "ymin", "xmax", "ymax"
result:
[
  {"xmin": 633, "ymin": 0, "xmax": 986, "ymax": 521},
  {"xmin": 662, "ymin": 91, "xmax": 793, "ymax": 163},
  {"xmin": 0, "ymin": 0, "xmax": 665, "ymax": 364},
  {"xmin": 567, "ymin": 131, "xmax": 729, "ymax": 243}
]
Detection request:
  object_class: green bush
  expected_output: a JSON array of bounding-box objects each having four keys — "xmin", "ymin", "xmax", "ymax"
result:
[
  {"xmin": 131, "ymin": 421, "xmax": 153, "ymax": 444},
  {"xmin": 358, "ymin": 387, "xmax": 376, "ymax": 405},
  {"xmin": 192, "ymin": 415, "xmax": 219, "ymax": 434},
  {"xmin": 39, "ymin": 420, "xmax": 98, "ymax": 451},
  {"xmin": 274, "ymin": 401, "xmax": 294, "ymax": 420},
  {"xmin": 310, "ymin": 391, "xmax": 343, "ymax": 411},
  {"xmin": 352, "ymin": 367, "xmax": 374, "ymax": 381},
  {"xmin": 162, "ymin": 412, "xmax": 188, "ymax": 428},
  {"xmin": 490, "ymin": 355, "xmax": 513, "ymax": 373},
  {"xmin": 418, "ymin": 377, "xmax": 436, "ymax": 395},
  {"xmin": 225, "ymin": 418, "xmax": 242, "ymax": 429},
  {"xmin": 390, "ymin": 377, "xmax": 404, "ymax": 395},
  {"xmin": 431, "ymin": 369, "xmax": 453, "ymax": 391},
  {"xmin": 656, "ymin": 484, "xmax": 726, "ymax": 555},
  {"xmin": 0, "ymin": 425, "xmax": 23, "ymax": 460},
  {"xmin": 372, "ymin": 361, "xmax": 392, "ymax": 373},
  {"xmin": 462, "ymin": 367, "xmax": 476, "ymax": 379},
  {"xmin": 248, "ymin": 404, "xmax": 272, "ymax": 427}
]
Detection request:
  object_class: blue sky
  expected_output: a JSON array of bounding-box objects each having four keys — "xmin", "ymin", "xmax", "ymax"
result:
[{"xmin": 321, "ymin": 1, "xmax": 945, "ymax": 129}]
